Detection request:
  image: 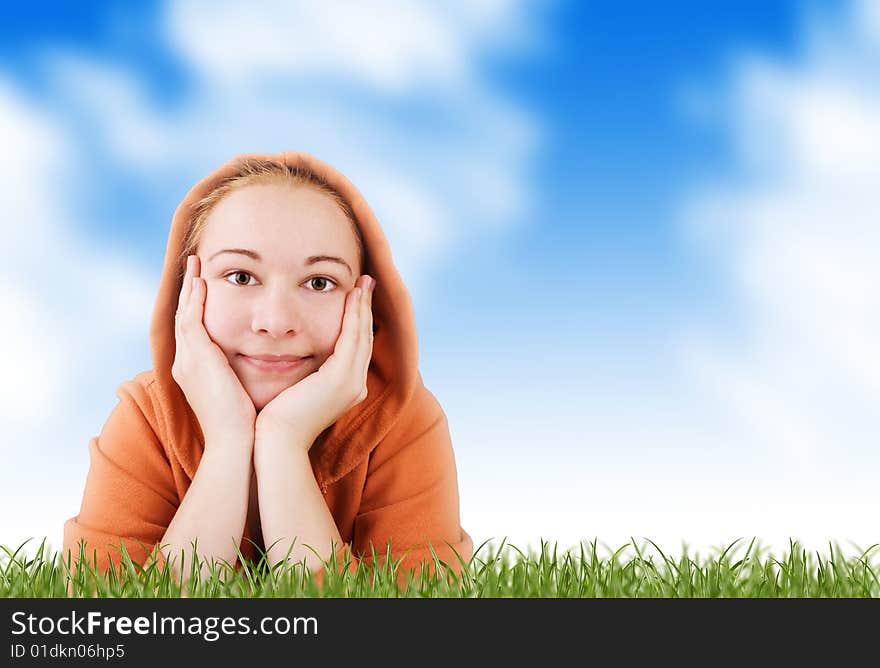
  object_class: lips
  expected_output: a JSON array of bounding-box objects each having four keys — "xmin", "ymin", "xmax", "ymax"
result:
[
  {"xmin": 245, "ymin": 354, "xmax": 308, "ymax": 362},
  {"xmin": 240, "ymin": 354, "xmax": 311, "ymax": 373}
]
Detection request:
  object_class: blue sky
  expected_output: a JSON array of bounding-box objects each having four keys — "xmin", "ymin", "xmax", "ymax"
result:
[{"xmin": 1, "ymin": 0, "xmax": 877, "ymax": 565}]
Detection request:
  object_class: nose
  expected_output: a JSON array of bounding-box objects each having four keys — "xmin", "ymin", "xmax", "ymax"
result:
[{"xmin": 250, "ymin": 283, "xmax": 304, "ymax": 338}]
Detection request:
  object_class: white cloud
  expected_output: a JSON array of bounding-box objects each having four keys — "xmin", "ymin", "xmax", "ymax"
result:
[
  {"xmin": 0, "ymin": 74, "xmax": 157, "ymax": 556},
  {"xmin": 0, "ymin": 78, "xmax": 155, "ymax": 433},
  {"xmin": 163, "ymin": 0, "xmax": 547, "ymax": 93},
  {"xmin": 40, "ymin": 53, "xmax": 173, "ymax": 166},
  {"xmin": 680, "ymin": 0, "xmax": 880, "ymax": 483},
  {"xmin": 0, "ymin": 80, "xmax": 71, "ymax": 424}
]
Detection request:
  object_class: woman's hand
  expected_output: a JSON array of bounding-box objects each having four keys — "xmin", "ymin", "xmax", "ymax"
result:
[
  {"xmin": 254, "ymin": 274, "xmax": 376, "ymax": 453},
  {"xmin": 172, "ymin": 254, "xmax": 257, "ymax": 452}
]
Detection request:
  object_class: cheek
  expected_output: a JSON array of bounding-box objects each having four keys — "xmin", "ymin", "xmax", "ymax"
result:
[
  {"xmin": 311, "ymin": 303, "xmax": 347, "ymax": 354},
  {"xmin": 202, "ymin": 290, "xmax": 241, "ymax": 347}
]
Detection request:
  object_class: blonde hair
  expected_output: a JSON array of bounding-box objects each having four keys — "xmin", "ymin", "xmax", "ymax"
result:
[{"xmin": 178, "ymin": 157, "xmax": 366, "ymax": 280}]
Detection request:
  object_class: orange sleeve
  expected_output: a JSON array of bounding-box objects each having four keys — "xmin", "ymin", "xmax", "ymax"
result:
[
  {"xmin": 62, "ymin": 380, "xmax": 178, "ymax": 578},
  {"xmin": 314, "ymin": 402, "xmax": 473, "ymax": 592}
]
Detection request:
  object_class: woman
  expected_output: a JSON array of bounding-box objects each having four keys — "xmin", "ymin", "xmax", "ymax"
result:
[{"xmin": 63, "ymin": 151, "xmax": 473, "ymax": 590}]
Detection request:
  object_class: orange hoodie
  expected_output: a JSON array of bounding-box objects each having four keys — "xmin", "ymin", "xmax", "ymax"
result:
[{"xmin": 62, "ymin": 150, "xmax": 473, "ymax": 590}]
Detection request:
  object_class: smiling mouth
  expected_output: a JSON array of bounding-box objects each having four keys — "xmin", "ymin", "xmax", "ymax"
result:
[{"xmin": 239, "ymin": 354, "xmax": 311, "ymax": 373}]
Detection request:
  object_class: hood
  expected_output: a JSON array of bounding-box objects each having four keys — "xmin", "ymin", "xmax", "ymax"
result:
[{"xmin": 148, "ymin": 150, "xmax": 420, "ymax": 490}]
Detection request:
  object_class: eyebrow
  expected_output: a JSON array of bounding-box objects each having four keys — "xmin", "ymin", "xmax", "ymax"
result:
[{"xmin": 207, "ymin": 248, "xmax": 353, "ymax": 276}]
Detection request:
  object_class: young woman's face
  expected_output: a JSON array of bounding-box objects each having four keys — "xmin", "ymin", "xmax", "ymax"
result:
[{"xmin": 197, "ymin": 182, "xmax": 362, "ymax": 412}]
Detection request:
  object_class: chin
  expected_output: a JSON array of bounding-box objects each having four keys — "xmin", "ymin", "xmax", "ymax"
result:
[
  {"xmin": 252, "ymin": 396, "xmax": 277, "ymax": 414},
  {"xmin": 247, "ymin": 381, "xmax": 295, "ymax": 413}
]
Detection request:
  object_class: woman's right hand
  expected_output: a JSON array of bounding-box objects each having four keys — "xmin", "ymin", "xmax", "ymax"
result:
[{"xmin": 172, "ymin": 254, "xmax": 257, "ymax": 451}]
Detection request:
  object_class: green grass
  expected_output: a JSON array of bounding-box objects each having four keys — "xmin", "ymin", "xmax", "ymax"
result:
[{"xmin": 2, "ymin": 536, "xmax": 879, "ymax": 597}]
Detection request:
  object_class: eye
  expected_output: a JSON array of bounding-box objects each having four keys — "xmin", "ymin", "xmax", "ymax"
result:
[
  {"xmin": 223, "ymin": 271, "xmax": 258, "ymax": 287},
  {"xmin": 306, "ymin": 276, "xmax": 338, "ymax": 292}
]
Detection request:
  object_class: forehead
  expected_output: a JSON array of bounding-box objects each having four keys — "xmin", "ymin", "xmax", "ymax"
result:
[{"xmin": 200, "ymin": 182, "xmax": 358, "ymax": 259}]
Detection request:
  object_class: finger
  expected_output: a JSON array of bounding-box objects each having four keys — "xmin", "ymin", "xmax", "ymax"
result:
[
  {"xmin": 177, "ymin": 255, "xmax": 194, "ymax": 316},
  {"xmin": 176, "ymin": 272, "xmax": 215, "ymax": 361},
  {"xmin": 343, "ymin": 284, "xmax": 362, "ymax": 347},
  {"xmin": 347, "ymin": 277, "xmax": 373, "ymax": 390},
  {"xmin": 359, "ymin": 277, "xmax": 375, "ymax": 369},
  {"xmin": 333, "ymin": 282, "xmax": 362, "ymax": 363},
  {"xmin": 184, "ymin": 276, "xmax": 212, "ymax": 344}
]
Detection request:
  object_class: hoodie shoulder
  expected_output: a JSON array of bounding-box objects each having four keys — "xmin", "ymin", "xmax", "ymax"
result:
[
  {"xmin": 349, "ymin": 380, "xmax": 472, "ymax": 578},
  {"xmin": 62, "ymin": 369, "xmax": 179, "ymax": 573},
  {"xmin": 117, "ymin": 370, "xmax": 170, "ymax": 453},
  {"xmin": 366, "ymin": 381, "xmax": 450, "ymax": 473}
]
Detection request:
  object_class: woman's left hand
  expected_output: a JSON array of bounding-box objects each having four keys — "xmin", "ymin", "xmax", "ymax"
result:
[{"xmin": 255, "ymin": 274, "xmax": 376, "ymax": 453}]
